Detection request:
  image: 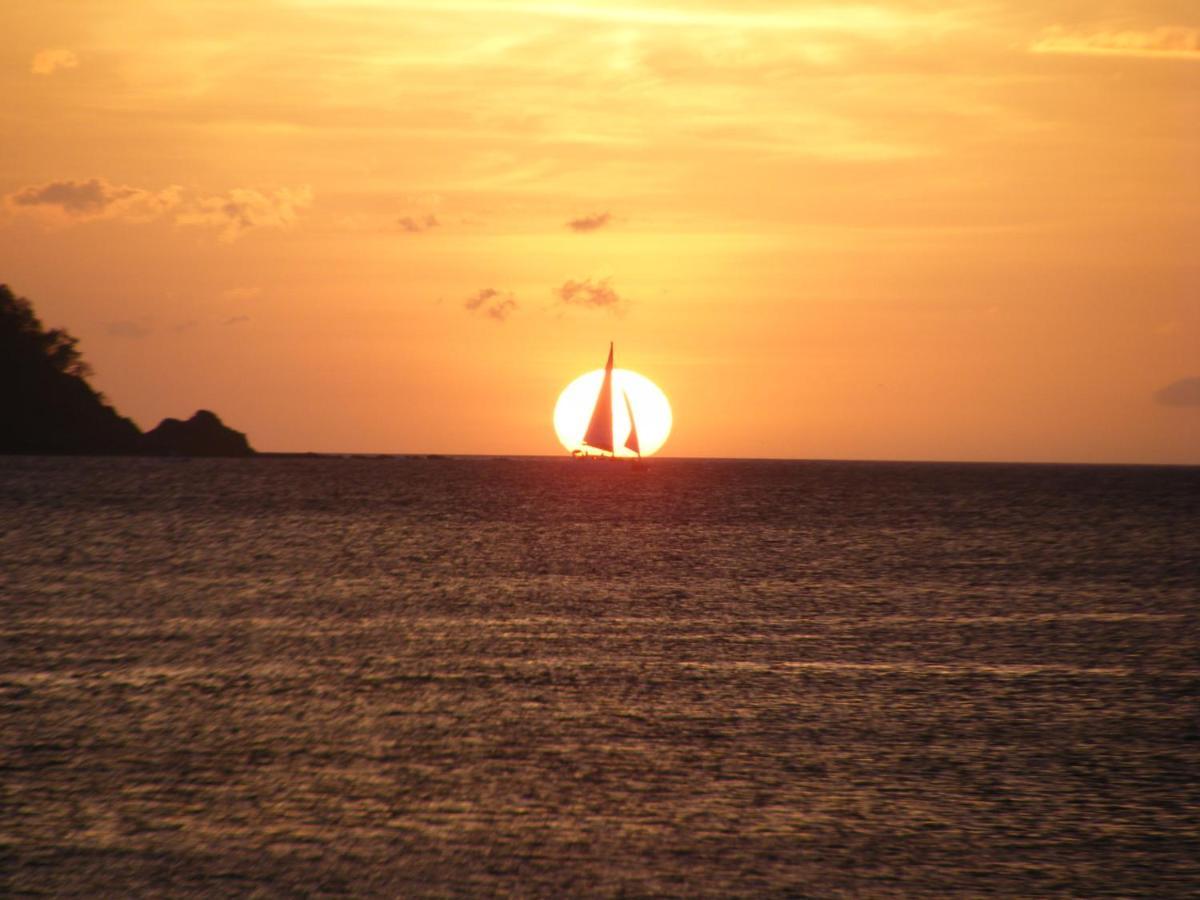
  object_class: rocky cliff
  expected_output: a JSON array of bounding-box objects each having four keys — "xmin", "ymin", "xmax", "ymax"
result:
[{"xmin": 141, "ymin": 410, "xmax": 254, "ymax": 457}]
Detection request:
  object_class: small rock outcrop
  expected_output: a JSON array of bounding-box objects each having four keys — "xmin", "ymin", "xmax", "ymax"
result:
[{"xmin": 141, "ymin": 410, "xmax": 254, "ymax": 457}]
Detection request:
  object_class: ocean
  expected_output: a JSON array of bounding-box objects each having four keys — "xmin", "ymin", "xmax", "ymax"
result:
[{"xmin": 2, "ymin": 456, "xmax": 1198, "ymax": 896}]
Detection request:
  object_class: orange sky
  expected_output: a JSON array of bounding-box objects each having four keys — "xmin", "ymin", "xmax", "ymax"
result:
[{"xmin": 3, "ymin": 1, "xmax": 1198, "ymax": 462}]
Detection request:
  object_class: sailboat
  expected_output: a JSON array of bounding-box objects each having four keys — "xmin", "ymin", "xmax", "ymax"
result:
[{"xmin": 579, "ymin": 342, "xmax": 644, "ymax": 464}]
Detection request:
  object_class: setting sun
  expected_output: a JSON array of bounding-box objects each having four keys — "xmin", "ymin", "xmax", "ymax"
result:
[{"xmin": 554, "ymin": 368, "xmax": 672, "ymax": 457}]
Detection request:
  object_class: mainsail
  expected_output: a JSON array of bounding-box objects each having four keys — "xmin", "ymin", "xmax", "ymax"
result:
[
  {"xmin": 582, "ymin": 342, "xmax": 615, "ymax": 453},
  {"xmin": 623, "ymin": 388, "xmax": 641, "ymax": 457}
]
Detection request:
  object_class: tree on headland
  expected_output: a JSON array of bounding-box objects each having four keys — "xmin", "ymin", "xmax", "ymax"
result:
[
  {"xmin": 1, "ymin": 283, "xmax": 253, "ymax": 456},
  {"xmin": 1, "ymin": 283, "xmax": 141, "ymax": 454},
  {"xmin": 1, "ymin": 284, "xmax": 92, "ymax": 379}
]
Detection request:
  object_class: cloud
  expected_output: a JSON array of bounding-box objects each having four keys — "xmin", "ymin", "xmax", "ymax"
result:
[
  {"xmin": 464, "ymin": 288, "xmax": 499, "ymax": 311},
  {"xmin": 1155, "ymin": 377, "xmax": 1200, "ymax": 408},
  {"xmin": 5, "ymin": 178, "xmax": 311, "ymax": 240},
  {"xmin": 223, "ymin": 315, "xmax": 251, "ymax": 326},
  {"xmin": 176, "ymin": 185, "xmax": 313, "ymax": 242},
  {"xmin": 9, "ymin": 178, "xmax": 147, "ymax": 216},
  {"xmin": 398, "ymin": 214, "xmax": 439, "ymax": 233},
  {"xmin": 31, "ymin": 48, "xmax": 78, "ymax": 75},
  {"xmin": 555, "ymin": 277, "xmax": 624, "ymax": 310},
  {"xmin": 106, "ymin": 320, "xmax": 152, "ymax": 339},
  {"xmin": 566, "ymin": 212, "xmax": 611, "ymax": 232},
  {"xmin": 1030, "ymin": 26, "xmax": 1200, "ymax": 60},
  {"xmin": 337, "ymin": 1, "xmax": 939, "ymax": 34},
  {"xmin": 219, "ymin": 286, "xmax": 262, "ymax": 303},
  {"xmin": 464, "ymin": 288, "xmax": 518, "ymax": 322}
]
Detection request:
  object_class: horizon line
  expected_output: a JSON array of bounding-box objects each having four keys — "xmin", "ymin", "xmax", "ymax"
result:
[{"xmin": 247, "ymin": 451, "xmax": 1200, "ymax": 469}]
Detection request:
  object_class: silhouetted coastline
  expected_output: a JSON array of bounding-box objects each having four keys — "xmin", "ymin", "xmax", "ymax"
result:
[
  {"xmin": 1, "ymin": 284, "xmax": 254, "ymax": 457},
  {"xmin": 141, "ymin": 409, "xmax": 253, "ymax": 457}
]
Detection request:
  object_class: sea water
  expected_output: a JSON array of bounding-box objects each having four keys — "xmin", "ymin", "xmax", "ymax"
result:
[{"xmin": 2, "ymin": 456, "xmax": 1197, "ymax": 895}]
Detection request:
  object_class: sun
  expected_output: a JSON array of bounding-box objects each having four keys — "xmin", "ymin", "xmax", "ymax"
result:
[{"xmin": 554, "ymin": 368, "xmax": 673, "ymax": 457}]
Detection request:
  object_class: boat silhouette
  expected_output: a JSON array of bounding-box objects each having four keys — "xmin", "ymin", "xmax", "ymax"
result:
[{"xmin": 577, "ymin": 342, "xmax": 645, "ymax": 465}]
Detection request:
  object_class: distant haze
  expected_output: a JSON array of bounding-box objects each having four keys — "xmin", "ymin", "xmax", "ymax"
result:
[{"xmin": 3, "ymin": 2, "xmax": 1197, "ymax": 463}]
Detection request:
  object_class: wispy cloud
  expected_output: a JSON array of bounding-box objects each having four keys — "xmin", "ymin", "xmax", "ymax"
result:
[
  {"xmin": 398, "ymin": 213, "xmax": 439, "ymax": 233},
  {"xmin": 284, "ymin": 1, "xmax": 943, "ymax": 35},
  {"xmin": 106, "ymin": 320, "xmax": 152, "ymax": 339},
  {"xmin": 5, "ymin": 177, "xmax": 312, "ymax": 240},
  {"xmin": 176, "ymin": 186, "xmax": 313, "ymax": 241},
  {"xmin": 1155, "ymin": 377, "xmax": 1200, "ymax": 407},
  {"xmin": 30, "ymin": 48, "xmax": 78, "ymax": 75},
  {"xmin": 465, "ymin": 287, "xmax": 518, "ymax": 322},
  {"xmin": 219, "ymin": 286, "xmax": 262, "ymax": 303},
  {"xmin": 566, "ymin": 212, "xmax": 611, "ymax": 232},
  {"xmin": 1030, "ymin": 26, "xmax": 1200, "ymax": 60},
  {"xmin": 223, "ymin": 315, "xmax": 252, "ymax": 326},
  {"xmin": 555, "ymin": 277, "xmax": 624, "ymax": 310}
]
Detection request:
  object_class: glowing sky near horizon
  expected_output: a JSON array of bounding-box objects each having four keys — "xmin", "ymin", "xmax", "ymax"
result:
[{"xmin": 2, "ymin": 0, "xmax": 1197, "ymax": 462}]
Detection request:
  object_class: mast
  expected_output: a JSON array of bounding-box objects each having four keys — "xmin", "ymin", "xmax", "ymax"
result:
[
  {"xmin": 623, "ymin": 389, "xmax": 641, "ymax": 458},
  {"xmin": 582, "ymin": 342, "xmax": 615, "ymax": 454}
]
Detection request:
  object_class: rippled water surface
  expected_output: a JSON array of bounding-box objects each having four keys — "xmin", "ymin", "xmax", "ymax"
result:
[{"xmin": 2, "ymin": 456, "xmax": 1198, "ymax": 896}]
